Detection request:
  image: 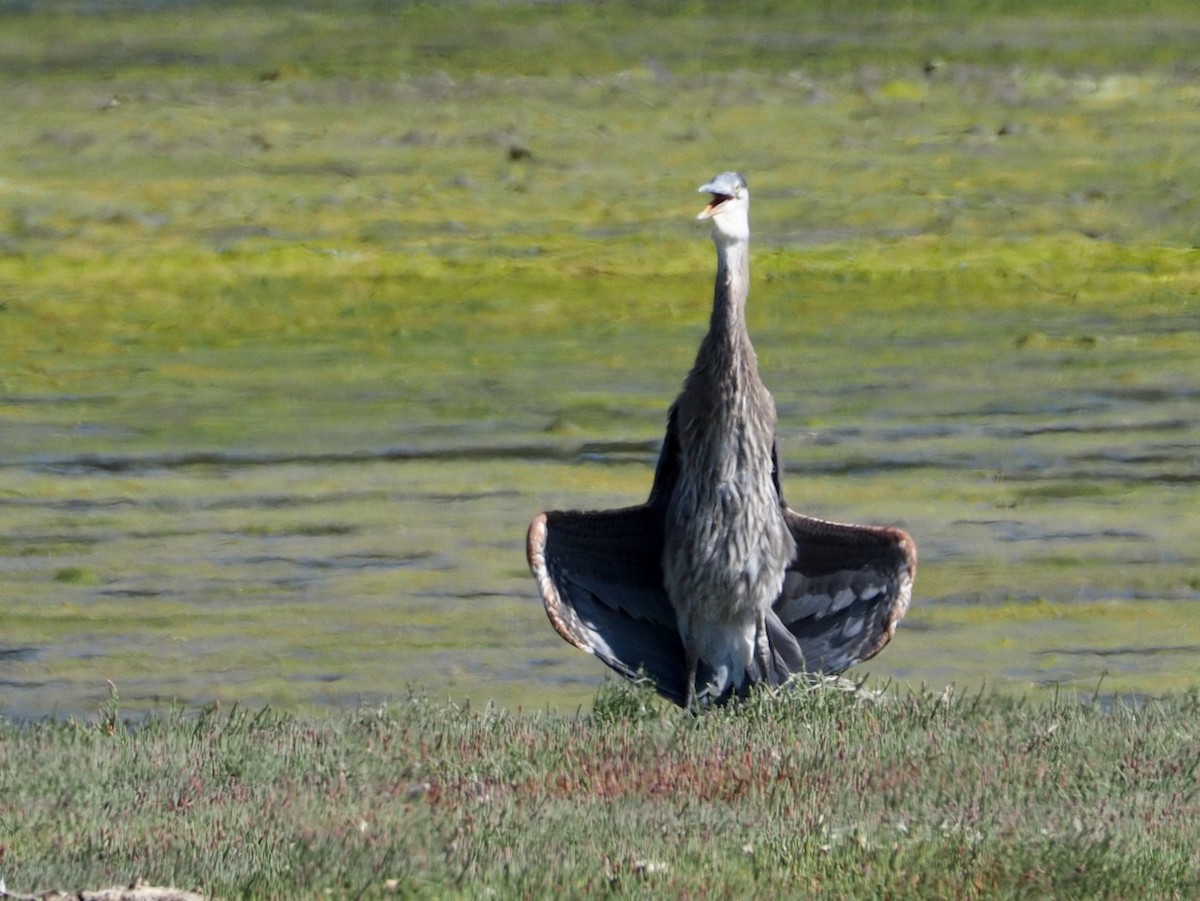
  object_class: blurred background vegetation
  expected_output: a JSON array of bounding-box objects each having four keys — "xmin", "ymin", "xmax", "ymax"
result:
[{"xmin": 1, "ymin": 0, "xmax": 1199, "ymax": 717}]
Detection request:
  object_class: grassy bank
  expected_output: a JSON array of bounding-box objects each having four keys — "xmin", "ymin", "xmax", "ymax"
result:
[{"xmin": 2, "ymin": 684, "xmax": 1199, "ymax": 898}]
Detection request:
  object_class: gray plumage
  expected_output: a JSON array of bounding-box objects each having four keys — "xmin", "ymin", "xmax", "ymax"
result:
[
  {"xmin": 528, "ymin": 172, "xmax": 916, "ymax": 709},
  {"xmin": 662, "ymin": 172, "xmax": 796, "ymax": 708}
]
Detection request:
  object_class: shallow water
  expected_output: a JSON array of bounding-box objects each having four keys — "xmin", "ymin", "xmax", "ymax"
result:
[
  {"xmin": 3, "ymin": 5, "xmax": 1200, "ymax": 718},
  {"xmin": 4, "ymin": 242, "xmax": 1199, "ymax": 718},
  {"xmin": 3, "ymin": 336, "xmax": 1198, "ymax": 719}
]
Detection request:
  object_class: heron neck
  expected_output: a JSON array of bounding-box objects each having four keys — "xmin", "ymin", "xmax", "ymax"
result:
[{"xmin": 707, "ymin": 234, "xmax": 752, "ymax": 356}]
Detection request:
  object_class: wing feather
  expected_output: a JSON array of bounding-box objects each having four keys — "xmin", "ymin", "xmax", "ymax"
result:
[
  {"xmin": 774, "ymin": 507, "xmax": 916, "ymax": 674},
  {"xmin": 527, "ymin": 417, "xmax": 916, "ymax": 707},
  {"xmin": 527, "ymin": 506, "xmax": 687, "ymax": 704}
]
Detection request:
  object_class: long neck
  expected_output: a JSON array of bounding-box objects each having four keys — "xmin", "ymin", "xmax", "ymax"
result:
[{"xmin": 702, "ymin": 233, "xmax": 754, "ymax": 370}]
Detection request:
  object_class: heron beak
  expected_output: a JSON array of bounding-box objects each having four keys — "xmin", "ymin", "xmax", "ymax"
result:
[{"xmin": 698, "ymin": 193, "xmax": 733, "ymax": 220}]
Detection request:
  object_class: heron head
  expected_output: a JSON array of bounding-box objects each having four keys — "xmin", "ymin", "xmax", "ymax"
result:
[{"xmin": 697, "ymin": 172, "xmax": 749, "ymax": 242}]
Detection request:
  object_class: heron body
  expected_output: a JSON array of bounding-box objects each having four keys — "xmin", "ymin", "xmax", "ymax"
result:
[
  {"xmin": 662, "ymin": 173, "xmax": 796, "ymax": 706},
  {"xmin": 527, "ymin": 172, "xmax": 916, "ymax": 709}
]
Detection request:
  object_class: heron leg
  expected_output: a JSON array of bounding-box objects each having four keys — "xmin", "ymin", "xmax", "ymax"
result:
[
  {"xmin": 754, "ymin": 609, "xmax": 772, "ymax": 683},
  {"xmin": 684, "ymin": 648, "xmax": 698, "ymax": 712}
]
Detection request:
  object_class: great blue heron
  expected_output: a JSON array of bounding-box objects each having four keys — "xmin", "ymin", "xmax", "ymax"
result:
[{"xmin": 527, "ymin": 172, "xmax": 916, "ymax": 709}]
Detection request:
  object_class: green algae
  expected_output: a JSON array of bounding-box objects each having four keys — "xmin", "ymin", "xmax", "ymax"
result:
[{"xmin": 1, "ymin": 2, "xmax": 1199, "ymax": 717}]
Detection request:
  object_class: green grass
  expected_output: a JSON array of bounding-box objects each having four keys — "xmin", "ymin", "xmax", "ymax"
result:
[{"xmin": 2, "ymin": 683, "xmax": 1199, "ymax": 898}]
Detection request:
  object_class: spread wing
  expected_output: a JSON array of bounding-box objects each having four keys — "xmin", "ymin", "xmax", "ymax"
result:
[
  {"xmin": 526, "ymin": 417, "xmax": 916, "ymax": 707},
  {"xmin": 526, "ymin": 408, "xmax": 688, "ymax": 704},
  {"xmin": 527, "ymin": 506, "xmax": 686, "ymax": 704},
  {"xmin": 773, "ymin": 508, "xmax": 916, "ymax": 674}
]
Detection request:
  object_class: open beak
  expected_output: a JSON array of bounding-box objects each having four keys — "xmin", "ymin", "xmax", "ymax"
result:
[{"xmin": 697, "ymin": 192, "xmax": 733, "ymax": 220}]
